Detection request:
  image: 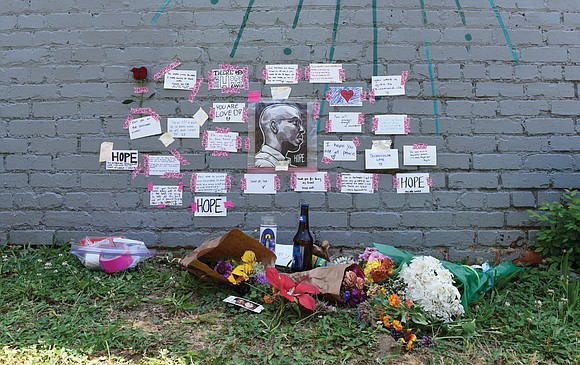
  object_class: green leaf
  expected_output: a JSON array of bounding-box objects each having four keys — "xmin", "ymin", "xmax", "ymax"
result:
[{"xmin": 122, "ymin": 99, "xmax": 135, "ymax": 104}]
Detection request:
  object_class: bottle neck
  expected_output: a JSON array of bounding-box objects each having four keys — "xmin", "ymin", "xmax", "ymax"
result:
[{"xmin": 298, "ymin": 206, "xmax": 309, "ymax": 230}]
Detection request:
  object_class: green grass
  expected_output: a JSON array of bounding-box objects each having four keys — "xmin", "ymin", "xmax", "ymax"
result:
[{"xmin": 0, "ymin": 243, "xmax": 578, "ymax": 365}]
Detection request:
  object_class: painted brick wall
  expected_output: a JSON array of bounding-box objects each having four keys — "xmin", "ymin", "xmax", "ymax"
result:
[{"xmin": 1, "ymin": 0, "xmax": 579, "ymax": 261}]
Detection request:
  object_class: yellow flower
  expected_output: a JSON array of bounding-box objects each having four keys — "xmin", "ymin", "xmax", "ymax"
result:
[
  {"xmin": 392, "ymin": 320, "xmax": 403, "ymax": 331},
  {"xmin": 363, "ymin": 259, "xmax": 382, "ymax": 280},
  {"xmin": 241, "ymin": 250, "xmax": 256, "ymax": 264},
  {"xmin": 227, "ymin": 263, "xmax": 253, "ymax": 284}
]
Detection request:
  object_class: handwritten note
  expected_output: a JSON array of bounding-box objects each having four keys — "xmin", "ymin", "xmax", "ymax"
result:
[
  {"xmin": 212, "ymin": 103, "xmax": 245, "ymax": 123},
  {"xmin": 150, "ymin": 185, "xmax": 183, "ymax": 206},
  {"xmin": 309, "ymin": 63, "xmax": 343, "ymax": 83},
  {"xmin": 328, "ymin": 112, "xmax": 363, "ymax": 133},
  {"xmin": 374, "ymin": 114, "xmax": 408, "ymax": 135},
  {"xmin": 167, "ymin": 118, "xmax": 200, "ymax": 138},
  {"xmin": 163, "ymin": 70, "xmax": 197, "ymax": 90},
  {"xmin": 264, "ymin": 64, "xmax": 299, "ymax": 84},
  {"xmin": 148, "ymin": 156, "xmax": 180, "ymax": 176},
  {"xmin": 340, "ymin": 173, "xmax": 374, "ymax": 194},
  {"xmin": 243, "ymin": 174, "xmax": 277, "ymax": 194},
  {"xmin": 323, "ymin": 141, "xmax": 357, "ymax": 162},
  {"xmin": 193, "ymin": 196, "xmax": 227, "ymax": 217},
  {"xmin": 205, "ymin": 131, "xmax": 239, "ymax": 152},
  {"xmin": 106, "ymin": 150, "xmax": 138, "ymax": 170},
  {"xmin": 274, "ymin": 244, "xmax": 293, "ymax": 267},
  {"xmin": 193, "ymin": 173, "xmax": 228, "ymax": 193},
  {"xmin": 328, "ymin": 87, "xmax": 363, "ymax": 107},
  {"xmin": 209, "ymin": 68, "xmax": 248, "ymax": 89},
  {"xmin": 395, "ymin": 173, "xmax": 430, "ymax": 193},
  {"xmin": 293, "ymin": 172, "xmax": 328, "ymax": 192},
  {"xmin": 403, "ymin": 145, "xmax": 437, "ymax": 166},
  {"xmin": 129, "ymin": 116, "xmax": 162, "ymax": 140},
  {"xmin": 365, "ymin": 149, "xmax": 399, "ymax": 169},
  {"xmin": 372, "ymin": 75, "xmax": 405, "ymax": 96}
]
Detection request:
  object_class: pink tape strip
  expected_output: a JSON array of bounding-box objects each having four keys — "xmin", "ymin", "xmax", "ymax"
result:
[
  {"xmin": 352, "ymin": 137, "xmax": 360, "ymax": 147},
  {"xmin": 224, "ymin": 201, "xmax": 234, "ymax": 209},
  {"xmin": 336, "ymin": 173, "xmax": 342, "ymax": 190},
  {"xmin": 321, "ymin": 156, "xmax": 333, "ymax": 164},
  {"xmin": 188, "ymin": 77, "xmax": 204, "ymax": 103},
  {"xmin": 191, "ymin": 202, "xmax": 197, "ymax": 213},
  {"xmin": 401, "ymin": 70, "xmax": 408, "ymax": 85},
  {"xmin": 392, "ymin": 176, "xmax": 400, "ymax": 189},
  {"xmin": 153, "ymin": 59, "xmax": 181, "ymax": 81},
  {"xmin": 157, "ymin": 204, "xmax": 166, "ymax": 209},
  {"xmin": 148, "ymin": 181, "xmax": 154, "ymax": 191},
  {"xmin": 426, "ymin": 176, "xmax": 434, "ymax": 187},
  {"xmin": 290, "ymin": 173, "xmax": 297, "ymax": 190},
  {"xmin": 261, "ymin": 68, "xmax": 268, "ymax": 81},
  {"xmin": 190, "ymin": 173, "xmax": 197, "ymax": 192},
  {"xmin": 248, "ymin": 91, "xmax": 261, "ymax": 102},
  {"xmin": 133, "ymin": 86, "xmax": 149, "ymax": 94},
  {"xmin": 178, "ymin": 182, "xmax": 184, "ymax": 191}
]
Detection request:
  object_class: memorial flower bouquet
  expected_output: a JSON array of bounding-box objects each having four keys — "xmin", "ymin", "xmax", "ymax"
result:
[
  {"xmin": 398, "ymin": 256, "xmax": 464, "ymax": 323},
  {"xmin": 359, "ymin": 279, "xmax": 432, "ymax": 351},
  {"xmin": 340, "ymin": 265, "xmax": 367, "ymax": 307},
  {"xmin": 359, "ymin": 247, "xmax": 396, "ymax": 284}
]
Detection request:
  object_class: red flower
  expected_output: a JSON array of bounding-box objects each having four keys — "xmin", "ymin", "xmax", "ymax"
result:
[
  {"xmin": 130, "ymin": 67, "xmax": 148, "ymax": 80},
  {"xmin": 265, "ymin": 268, "xmax": 320, "ymax": 311}
]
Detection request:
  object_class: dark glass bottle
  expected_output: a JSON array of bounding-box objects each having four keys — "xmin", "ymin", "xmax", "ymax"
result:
[{"xmin": 292, "ymin": 204, "xmax": 314, "ymax": 272}]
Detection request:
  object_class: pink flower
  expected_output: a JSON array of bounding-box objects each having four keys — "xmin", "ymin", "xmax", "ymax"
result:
[
  {"xmin": 265, "ymin": 268, "xmax": 320, "ymax": 311},
  {"xmin": 359, "ymin": 247, "xmax": 387, "ymax": 262}
]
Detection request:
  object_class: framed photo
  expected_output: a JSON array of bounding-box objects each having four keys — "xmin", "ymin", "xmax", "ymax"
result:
[{"xmin": 247, "ymin": 100, "xmax": 317, "ymax": 173}]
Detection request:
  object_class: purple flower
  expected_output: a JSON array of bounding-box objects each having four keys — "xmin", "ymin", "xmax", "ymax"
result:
[
  {"xmin": 421, "ymin": 336, "xmax": 435, "ymax": 347},
  {"xmin": 253, "ymin": 272, "xmax": 268, "ymax": 285},
  {"xmin": 214, "ymin": 261, "xmax": 233, "ymax": 279}
]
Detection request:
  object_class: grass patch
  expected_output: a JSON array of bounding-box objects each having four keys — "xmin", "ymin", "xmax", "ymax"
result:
[{"xmin": 0, "ymin": 244, "xmax": 578, "ymax": 364}]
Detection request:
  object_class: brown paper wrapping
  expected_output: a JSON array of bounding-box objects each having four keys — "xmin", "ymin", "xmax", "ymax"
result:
[
  {"xmin": 289, "ymin": 263, "xmax": 354, "ymax": 301},
  {"xmin": 179, "ymin": 228, "xmax": 277, "ymax": 284}
]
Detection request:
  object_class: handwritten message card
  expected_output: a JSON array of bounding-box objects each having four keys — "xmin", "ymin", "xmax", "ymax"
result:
[
  {"xmin": 309, "ymin": 63, "xmax": 343, "ymax": 83},
  {"xmin": 395, "ymin": 173, "xmax": 431, "ymax": 193},
  {"xmin": 193, "ymin": 196, "xmax": 228, "ymax": 217},
  {"xmin": 293, "ymin": 172, "xmax": 328, "ymax": 192},
  {"xmin": 129, "ymin": 116, "xmax": 162, "ymax": 140},
  {"xmin": 163, "ymin": 70, "xmax": 197, "ymax": 90},
  {"xmin": 372, "ymin": 75, "xmax": 405, "ymax": 96},
  {"xmin": 365, "ymin": 149, "xmax": 399, "ymax": 169},
  {"xmin": 192, "ymin": 173, "xmax": 229, "ymax": 193},
  {"xmin": 106, "ymin": 150, "xmax": 138, "ymax": 170},
  {"xmin": 374, "ymin": 115, "xmax": 408, "ymax": 135},
  {"xmin": 340, "ymin": 173, "xmax": 375, "ymax": 194},
  {"xmin": 212, "ymin": 103, "xmax": 245, "ymax": 123},
  {"xmin": 403, "ymin": 145, "xmax": 437, "ymax": 166},
  {"xmin": 328, "ymin": 87, "xmax": 363, "ymax": 107},
  {"xmin": 209, "ymin": 68, "xmax": 248, "ymax": 89},
  {"xmin": 243, "ymin": 174, "xmax": 277, "ymax": 194},
  {"xmin": 205, "ymin": 131, "xmax": 239, "ymax": 152},
  {"xmin": 150, "ymin": 185, "xmax": 183, "ymax": 206},
  {"xmin": 328, "ymin": 112, "xmax": 363, "ymax": 133},
  {"xmin": 265, "ymin": 64, "xmax": 299, "ymax": 84},
  {"xmin": 167, "ymin": 118, "xmax": 200, "ymax": 139},
  {"xmin": 323, "ymin": 141, "xmax": 357, "ymax": 162},
  {"xmin": 148, "ymin": 156, "xmax": 180, "ymax": 176}
]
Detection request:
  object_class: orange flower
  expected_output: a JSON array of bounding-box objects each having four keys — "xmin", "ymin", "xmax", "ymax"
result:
[
  {"xmin": 381, "ymin": 315, "xmax": 391, "ymax": 328},
  {"xmin": 402, "ymin": 329, "xmax": 417, "ymax": 350},
  {"xmin": 388, "ymin": 294, "xmax": 401, "ymax": 307},
  {"xmin": 370, "ymin": 266, "xmax": 388, "ymax": 283},
  {"xmin": 381, "ymin": 257, "xmax": 395, "ymax": 270},
  {"xmin": 392, "ymin": 320, "xmax": 403, "ymax": 331},
  {"xmin": 263, "ymin": 294, "xmax": 275, "ymax": 304},
  {"xmin": 405, "ymin": 298, "xmax": 413, "ymax": 309}
]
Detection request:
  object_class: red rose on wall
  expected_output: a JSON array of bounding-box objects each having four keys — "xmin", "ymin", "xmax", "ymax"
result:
[{"xmin": 130, "ymin": 67, "xmax": 148, "ymax": 80}]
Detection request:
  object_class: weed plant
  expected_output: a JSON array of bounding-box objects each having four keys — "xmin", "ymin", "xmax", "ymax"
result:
[{"xmin": 0, "ymin": 244, "xmax": 578, "ymax": 365}]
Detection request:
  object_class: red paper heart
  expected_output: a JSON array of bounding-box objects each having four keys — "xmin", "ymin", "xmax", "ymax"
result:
[{"xmin": 340, "ymin": 89, "xmax": 354, "ymax": 102}]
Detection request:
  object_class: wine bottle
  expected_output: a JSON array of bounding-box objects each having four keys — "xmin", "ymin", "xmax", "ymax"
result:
[{"xmin": 292, "ymin": 204, "xmax": 314, "ymax": 272}]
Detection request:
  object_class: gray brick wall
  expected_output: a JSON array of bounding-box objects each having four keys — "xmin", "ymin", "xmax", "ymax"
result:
[{"xmin": 1, "ymin": 1, "xmax": 578, "ymax": 261}]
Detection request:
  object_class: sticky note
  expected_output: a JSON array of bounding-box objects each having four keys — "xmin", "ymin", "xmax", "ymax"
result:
[{"xmin": 99, "ymin": 142, "xmax": 114, "ymax": 162}]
